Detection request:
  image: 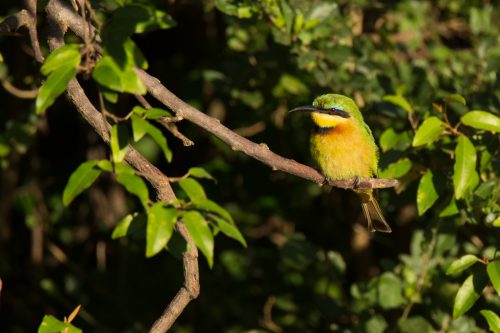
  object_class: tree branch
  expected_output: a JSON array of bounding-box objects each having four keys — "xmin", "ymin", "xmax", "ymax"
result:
[
  {"xmin": 45, "ymin": 2, "xmax": 199, "ymax": 332},
  {"xmin": 137, "ymin": 70, "xmax": 398, "ymax": 190},
  {"xmin": 149, "ymin": 222, "xmax": 200, "ymax": 333},
  {"xmin": 24, "ymin": 0, "xmax": 44, "ymax": 63}
]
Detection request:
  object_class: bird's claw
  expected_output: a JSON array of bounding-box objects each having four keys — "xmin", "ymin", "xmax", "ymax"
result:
[{"xmin": 352, "ymin": 176, "xmax": 360, "ymax": 190}]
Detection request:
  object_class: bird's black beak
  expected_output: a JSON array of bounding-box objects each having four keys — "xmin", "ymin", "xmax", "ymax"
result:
[{"xmin": 288, "ymin": 105, "xmax": 350, "ymax": 118}]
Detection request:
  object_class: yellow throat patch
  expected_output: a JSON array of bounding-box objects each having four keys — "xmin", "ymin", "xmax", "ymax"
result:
[{"xmin": 311, "ymin": 112, "xmax": 350, "ymax": 128}]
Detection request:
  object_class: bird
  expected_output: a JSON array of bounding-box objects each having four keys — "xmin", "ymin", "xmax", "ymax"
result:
[{"xmin": 289, "ymin": 93, "xmax": 392, "ymax": 233}]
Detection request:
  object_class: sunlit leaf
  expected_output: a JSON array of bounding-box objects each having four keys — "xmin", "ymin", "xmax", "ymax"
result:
[
  {"xmin": 379, "ymin": 158, "xmax": 412, "ymax": 179},
  {"xmin": 480, "ymin": 310, "xmax": 500, "ymax": 333},
  {"xmin": 116, "ymin": 173, "xmax": 149, "ymax": 208},
  {"xmin": 453, "ymin": 270, "xmax": 488, "ymax": 319},
  {"xmin": 444, "ymin": 93, "xmax": 466, "ymax": 106},
  {"xmin": 103, "ymin": 4, "xmax": 176, "ymax": 40},
  {"xmin": 38, "ymin": 315, "xmax": 82, "ymax": 333},
  {"xmin": 383, "ymin": 94, "xmax": 412, "ymax": 113},
  {"xmin": 453, "ymin": 135, "xmax": 477, "ymax": 199},
  {"xmin": 143, "ymin": 121, "xmax": 172, "ymax": 163},
  {"xmin": 446, "ymin": 255, "xmax": 480, "ymax": 275},
  {"xmin": 189, "ymin": 167, "xmax": 215, "ymax": 181},
  {"xmin": 439, "ymin": 197, "xmax": 459, "ymax": 217},
  {"xmin": 487, "ymin": 261, "xmax": 500, "ymax": 296},
  {"xmin": 110, "ymin": 123, "xmax": 129, "ymax": 163},
  {"xmin": 193, "ymin": 198, "xmax": 233, "ymax": 223},
  {"xmin": 92, "ymin": 53, "xmax": 146, "ymax": 94},
  {"xmin": 131, "ymin": 114, "xmax": 149, "ymax": 141},
  {"xmin": 416, "ymin": 170, "xmax": 439, "ymax": 215},
  {"xmin": 63, "ymin": 160, "xmax": 101, "ymax": 206},
  {"xmin": 182, "ymin": 211, "xmax": 214, "ymax": 267},
  {"xmin": 112, "ymin": 213, "xmax": 136, "ymax": 239},
  {"xmin": 97, "ymin": 160, "xmax": 113, "ymax": 172},
  {"xmin": 146, "ymin": 203, "xmax": 178, "ymax": 257},
  {"xmin": 461, "ymin": 111, "xmax": 500, "ymax": 133},
  {"xmin": 41, "ymin": 44, "xmax": 81, "ymax": 75},
  {"xmin": 144, "ymin": 108, "xmax": 172, "ymax": 119},
  {"xmin": 179, "ymin": 178, "xmax": 206, "ymax": 202},
  {"xmin": 379, "ymin": 129, "xmax": 412, "ymax": 152},
  {"xmin": 36, "ymin": 67, "xmax": 77, "ymax": 114},
  {"xmin": 412, "ymin": 117, "xmax": 445, "ymax": 147},
  {"xmin": 208, "ymin": 214, "xmax": 246, "ymax": 247}
]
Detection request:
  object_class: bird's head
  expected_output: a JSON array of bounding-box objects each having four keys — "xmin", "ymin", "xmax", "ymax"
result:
[{"xmin": 289, "ymin": 94, "xmax": 362, "ymax": 128}]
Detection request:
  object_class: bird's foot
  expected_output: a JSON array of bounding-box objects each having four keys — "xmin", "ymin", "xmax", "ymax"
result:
[
  {"xmin": 322, "ymin": 176, "xmax": 332, "ymax": 186},
  {"xmin": 352, "ymin": 176, "xmax": 360, "ymax": 190}
]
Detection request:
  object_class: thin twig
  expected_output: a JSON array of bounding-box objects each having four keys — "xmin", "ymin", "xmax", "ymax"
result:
[
  {"xmin": 24, "ymin": 0, "xmax": 44, "ymax": 63},
  {"xmin": 136, "ymin": 94, "xmax": 194, "ymax": 146},
  {"xmin": 1, "ymin": 81, "xmax": 39, "ymax": 99}
]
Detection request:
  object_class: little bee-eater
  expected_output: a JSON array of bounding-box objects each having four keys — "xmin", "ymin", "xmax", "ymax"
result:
[{"xmin": 290, "ymin": 94, "xmax": 392, "ymax": 233}]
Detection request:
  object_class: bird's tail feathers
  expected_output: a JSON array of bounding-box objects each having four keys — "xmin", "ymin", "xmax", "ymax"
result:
[{"xmin": 358, "ymin": 191, "xmax": 392, "ymax": 233}]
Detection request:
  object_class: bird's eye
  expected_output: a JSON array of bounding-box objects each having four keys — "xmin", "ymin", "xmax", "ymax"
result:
[{"xmin": 329, "ymin": 105, "xmax": 344, "ymax": 112}]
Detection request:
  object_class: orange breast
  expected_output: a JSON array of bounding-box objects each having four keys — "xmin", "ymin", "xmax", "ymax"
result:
[{"xmin": 311, "ymin": 122, "xmax": 378, "ymax": 180}]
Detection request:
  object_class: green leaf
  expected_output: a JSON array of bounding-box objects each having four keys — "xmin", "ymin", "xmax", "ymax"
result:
[
  {"xmin": 480, "ymin": 310, "xmax": 500, "ymax": 333},
  {"xmin": 362, "ymin": 315, "xmax": 388, "ymax": 333},
  {"xmin": 93, "ymin": 54, "xmax": 146, "ymax": 94},
  {"xmin": 130, "ymin": 114, "xmax": 172, "ymax": 162},
  {"xmin": 453, "ymin": 270, "xmax": 488, "ymax": 319},
  {"xmin": 41, "ymin": 44, "xmax": 81, "ymax": 75},
  {"xmin": 110, "ymin": 123, "xmax": 129, "ymax": 163},
  {"xmin": 182, "ymin": 211, "xmax": 214, "ymax": 267},
  {"xmin": 112, "ymin": 213, "xmax": 136, "ymax": 239},
  {"xmin": 453, "ymin": 135, "xmax": 477, "ymax": 199},
  {"xmin": 143, "ymin": 121, "xmax": 172, "ymax": 162},
  {"xmin": 461, "ymin": 111, "xmax": 500, "ymax": 133},
  {"xmin": 397, "ymin": 317, "xmax": 435, "ymax": 333},
  {"xmin": 145, "ymin": 108, "xmax": 172, "ymax": 119},
  {"xmin": 189, "ymin": 167, "xmax": 215, "ymax": 181},
  {"xmin": 36, "ymin": 66, "xmax": 77, "ymax": 114},
  {"xmin": 38, "ymin": 315, "xmax": 82, "ymax": 333},
  {"xmin": 97, "ymin": 159, "xmax": 113, "ymax": 172},
  {"xmin": 116, "ymin": 173, "xmax": 149, "ymax": 208},
  {"xmin": 412, "ymin": 116, "xmax": 446, "ymax": 147},
  {"xmin": 446, "ymin": 255, "xmax": 480, "ymax": 275},
  {"xmin": 439, "ymin": 197, "xmax": 459, "ymax": 217},
  {"xmin": 103, "ymin": 5, "xmax": 176, "ymax": 40},
  {"xmin": 487, "ymin": 261, "xmax": 500, "ymax": 296},
  {"xmin": 416, "ymin": 170, "xmax": 439, "ymax": 215},
  {"xmin": 146, "ymin": 203, "xmax": 178, "ymax": 257},
  {"xmin": 0, "ymin": 142, "xmax": 10, "ymax": 157},
  {"xmin": 132, "ymin": 106, "xmax": 172, "ymax": 119},
  {"xmin": 209, "ymin": 214, "xmax": 246, "ymax": 247},
  {"xmin": 444, "ymin": 93, "xmax": 467, "ymax": 106},
  {"xmin": 179, "ymin": 178, "xmax": 206, "ymax": 202},
  {"xmin": 379, "ymin": 128, "xmax": 412, "ymax": 152},
  {"xmin": 383, "ymin": 94, "xmax": 412, "ymax": 113},
  {"xmin": 377, "ymin": 272, "xmax": 405, "ymax": 309},
  {"xmin": 193, "ymin": 199, "xmax": 233, "ymax": 223},
  {"xmin": 272, "ymin": 73, "xmax": 309, "ymax": 97},
  {"xmin": 379, "ymin": 158, "xmax": 412, "ymax": 179},
  {"xmin": 131, "ymin": 114, "xmax": 149, "ymax": 141},
  {"xmin": 493, "ymin": 216, "xmax": 500, "ymax": 227},
  {"xmin": 63, "ymin": 160, "xmax": 101, "ymax": 206}
]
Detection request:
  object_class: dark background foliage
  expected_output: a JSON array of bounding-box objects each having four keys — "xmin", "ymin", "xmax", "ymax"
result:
[{"xmin": 0, "ymin": 0, "xmax": 499, "ymax": 332}]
